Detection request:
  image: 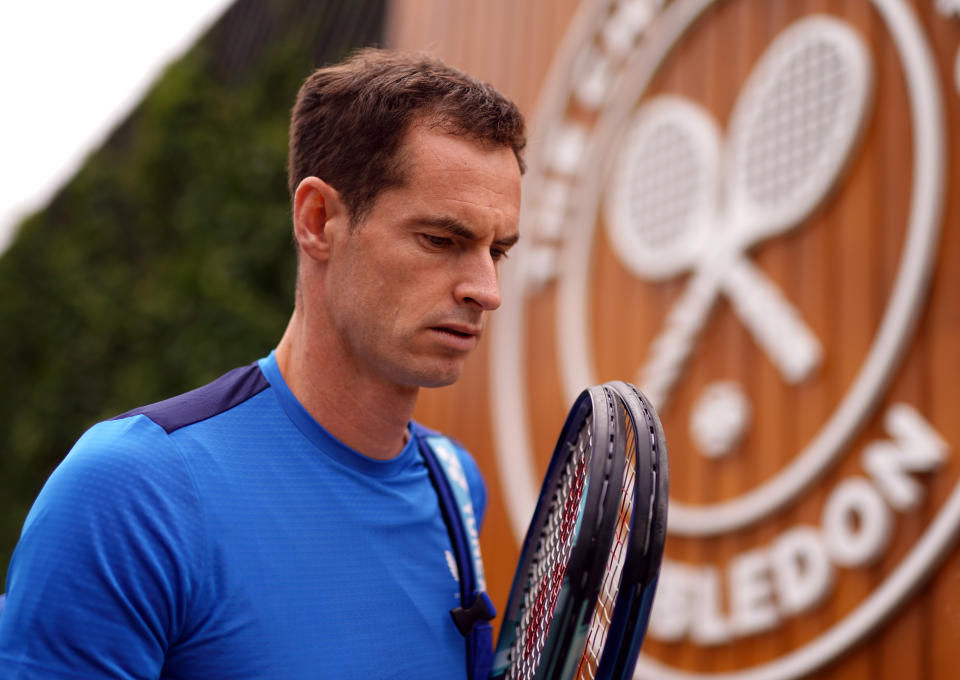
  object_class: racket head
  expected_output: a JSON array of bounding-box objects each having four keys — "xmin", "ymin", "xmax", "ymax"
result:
[
  {"xmin": 726, "ymin": 15, "xmax": 873, "ymax": 242},
  {"xmin": 593, "ymin": 380, "xmax": 669, "ymax": 680},
  {"xmin": 492, "ymin": 385, "xmax": 626, "ymax": 680},
  {"xmin": 603, "ymin": 95, "xmax": 721, "ymax": 281}
]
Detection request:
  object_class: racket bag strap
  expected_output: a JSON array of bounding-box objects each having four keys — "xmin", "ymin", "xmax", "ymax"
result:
[{"xmin": 417, "ymin": 431, "xmax": 496, "ymax": 680}]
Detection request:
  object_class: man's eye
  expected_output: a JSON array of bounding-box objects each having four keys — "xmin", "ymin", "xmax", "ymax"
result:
[
  {"xmin": 422, "ymin": 234, "xmax": 453, "ymax": 249},
  {"xmin": 491, "ymin": 247, "xmax": 510, "ymax": 262}
]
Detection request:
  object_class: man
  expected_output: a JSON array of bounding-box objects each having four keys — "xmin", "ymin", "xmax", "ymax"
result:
[{"xmin": 0, "ymin": 49, "xmax": 525, "ymax": 678}]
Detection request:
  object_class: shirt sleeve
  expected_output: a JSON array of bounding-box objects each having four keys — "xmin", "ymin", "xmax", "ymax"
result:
[{"xmin": 0, "ymin": 416, "xmax": 206, "ymax": 679}]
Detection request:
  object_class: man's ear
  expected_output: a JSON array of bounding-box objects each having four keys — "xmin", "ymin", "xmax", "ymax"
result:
[{"xmin": 293, "ymin": 177, "xmax": 348, "ymax": 262}]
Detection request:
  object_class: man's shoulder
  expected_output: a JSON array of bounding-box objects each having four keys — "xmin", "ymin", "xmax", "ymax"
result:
[
  {"xmin": 410, "ymin": 422, "xmax": 479, "ymax": 470},
  {"xmin": 53, "ymin": 359, "xmax": 272, "ymax": 490},
  {"xmin": 111, "ymin": 360, "xmax": 270, "ymax": 435},
  {"xmin": 410, "ymin": 421, "xmax": 488, "ymax": 519}
]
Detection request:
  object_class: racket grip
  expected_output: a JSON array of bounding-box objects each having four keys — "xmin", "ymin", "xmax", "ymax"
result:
[{"xmin": 724, "ymin": 258, "xmax": 822, "ymax": 383}]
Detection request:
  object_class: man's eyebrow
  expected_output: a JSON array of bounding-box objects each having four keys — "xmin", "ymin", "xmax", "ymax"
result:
[{"xmin": 417, "ymin": 216, "xmax": 520, "ymax": 247}]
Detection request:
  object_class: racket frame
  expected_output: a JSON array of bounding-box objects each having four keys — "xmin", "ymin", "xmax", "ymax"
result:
[
  {"xmin": 595, "ymin": 381, "xmax": 669, "ymax": 680},
  {"xmin": 492, "ymin": 385, "xmax": 626, "ymax": 680}
]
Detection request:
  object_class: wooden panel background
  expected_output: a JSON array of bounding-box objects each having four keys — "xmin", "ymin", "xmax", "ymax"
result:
[{"xmin": 389, "ymin": 1, "xmax": 960, "ymax": 678}]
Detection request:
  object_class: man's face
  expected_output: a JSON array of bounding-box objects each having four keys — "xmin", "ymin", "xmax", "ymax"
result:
[{"xmin": 322, "ymin": 124, "xmax": 522, "ymax": 389}]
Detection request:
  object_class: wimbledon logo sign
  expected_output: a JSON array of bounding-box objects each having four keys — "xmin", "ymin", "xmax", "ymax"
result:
[{"xmin": 490, "ymin": 0, "xmax": 956, "ymax": 678}]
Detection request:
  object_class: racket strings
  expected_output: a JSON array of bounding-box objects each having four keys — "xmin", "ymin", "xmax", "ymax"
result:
[
  {"xmin": 627, "ymin": 122, "xmax": 700, "ymax": 249},
  {"xmin": 575, "ymin": 410, "xmax": 638, "ymax": 679},
  {"xmin": 507, "ymin": 417, "xmax": 593, "ymax": 680},
  {"xmin": 742, "ymin": 39, "xmax": 847, "ymax": 206}
]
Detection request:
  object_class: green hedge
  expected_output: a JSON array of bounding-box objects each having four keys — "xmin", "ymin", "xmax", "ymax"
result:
[{"xmin": 0, "ymin": 0, "xmax": 385, "ymax": 580}]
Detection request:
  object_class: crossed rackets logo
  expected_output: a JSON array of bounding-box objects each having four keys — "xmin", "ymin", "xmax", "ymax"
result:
[
  {"xmin": 493, "ymin": 1, "xmax": 951, "ymax": 677},
  {"xmin": 604, "ymin": 17, "xmax": 873, "ymax": 427}
]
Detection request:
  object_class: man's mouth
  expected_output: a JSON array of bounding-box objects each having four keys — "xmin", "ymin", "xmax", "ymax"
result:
[
  {"xmin": 429, "ymin": 323, "xmax": 481, "ymax": 349},
  {"xmin": 433, "ymin": 325, "xmax": 478, "ymax": 338}
]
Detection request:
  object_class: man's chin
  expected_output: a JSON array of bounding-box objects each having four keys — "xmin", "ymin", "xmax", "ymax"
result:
[
  {"xmin": 415, "ymin": 370, "xmax": 463, "ymax": 389},
  {"xmin": 402, "ymin": 358, "xmax": 465, "ymax": 389}
]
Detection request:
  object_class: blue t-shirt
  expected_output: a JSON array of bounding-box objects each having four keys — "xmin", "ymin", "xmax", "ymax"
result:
[{"xmin": 0, "ymin": 353, "xmax": 486, "ymax": 679}]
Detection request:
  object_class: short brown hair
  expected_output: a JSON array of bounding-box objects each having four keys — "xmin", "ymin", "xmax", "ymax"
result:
[{"xmin": 288, "ymin": 48, "xmax": 526, "ymax": 222}]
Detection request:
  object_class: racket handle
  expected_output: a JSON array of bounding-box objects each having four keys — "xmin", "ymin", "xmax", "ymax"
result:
[
  {"xmin": 723, "ymin": 258, "xmax": 822, "ymax": 383},
  {"xmin": 639, "ymin": 269, "xmax": 720, "ymax": 408}
]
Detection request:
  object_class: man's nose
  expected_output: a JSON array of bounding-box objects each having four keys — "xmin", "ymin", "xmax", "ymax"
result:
[{"xmin": 455, "ymin": 252, "xmax": 501, "ymax": 311}]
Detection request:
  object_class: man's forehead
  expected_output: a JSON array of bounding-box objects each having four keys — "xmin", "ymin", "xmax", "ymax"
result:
[
  {"xmin": 401, "ymin": 123, "xmax": 523, "ymax": 180},
  {"xmin": 386, "ymin": 125, "xmax": 521, "ymax": 212}
]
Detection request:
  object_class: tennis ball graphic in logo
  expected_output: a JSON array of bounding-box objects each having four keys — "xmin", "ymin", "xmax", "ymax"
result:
[{"xmin": 491, "ymin": 1, "xmax": 955, "ymax": 678}]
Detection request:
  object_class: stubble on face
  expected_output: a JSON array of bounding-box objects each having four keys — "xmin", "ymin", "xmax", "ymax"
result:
[{"xmin": 322, "ymin": 124, "xmax": 522, "ymax": 392}]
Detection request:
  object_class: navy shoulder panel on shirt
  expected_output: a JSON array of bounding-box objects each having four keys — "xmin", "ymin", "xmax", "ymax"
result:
[{"xmin": 113, "ymin": 361, "xmax": 270, "ymax": 434}]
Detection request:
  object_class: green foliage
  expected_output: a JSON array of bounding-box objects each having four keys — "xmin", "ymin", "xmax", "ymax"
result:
[{"xmin": 0, "ymin": 1, "xmax": 385, "ymax": 579}]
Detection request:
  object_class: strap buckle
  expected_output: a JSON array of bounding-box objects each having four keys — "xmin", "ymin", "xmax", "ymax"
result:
[{"xmin": 450, "ymin": 591, "xmax": 496, "ymax": 636}]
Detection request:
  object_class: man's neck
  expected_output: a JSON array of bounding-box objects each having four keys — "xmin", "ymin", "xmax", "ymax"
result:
[{"xmin": 273, "ymin": 310, "xmax": 418, "ymax": 461}]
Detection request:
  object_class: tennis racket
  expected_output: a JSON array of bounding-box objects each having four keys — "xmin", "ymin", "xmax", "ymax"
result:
[{"xmin": 490, "ymin": 381, "xmax": 668, "ymax": 680}]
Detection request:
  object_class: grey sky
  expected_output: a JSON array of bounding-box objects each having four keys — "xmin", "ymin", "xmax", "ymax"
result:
[{"xmin": 0, "ymin": 0, "xmax": 233, "ymax": 255}]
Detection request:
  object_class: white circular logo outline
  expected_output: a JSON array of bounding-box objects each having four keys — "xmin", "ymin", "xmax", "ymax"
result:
[
  {"xmin": 555, "ymin": 0, "xmax": 945, "ymax": 536},
  {"xmin": 490, "ymin": 0, "xmax": 952, "ymax": 678}
]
